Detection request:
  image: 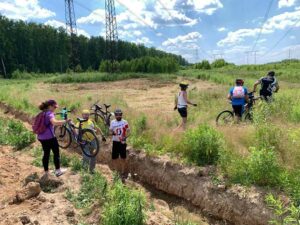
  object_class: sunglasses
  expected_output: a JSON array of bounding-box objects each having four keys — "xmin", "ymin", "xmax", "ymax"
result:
[{"xmin": 115, "ymin": 113, "xmax": 122, "ymax": 116}]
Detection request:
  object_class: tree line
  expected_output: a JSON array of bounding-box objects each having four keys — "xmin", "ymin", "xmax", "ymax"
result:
[{"xmin": 0, "ymin": 15, "xmax": 188, "ymax": 77}]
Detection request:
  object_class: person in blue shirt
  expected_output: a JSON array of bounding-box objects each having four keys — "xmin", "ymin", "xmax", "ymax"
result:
[{"xmin": 227, "ymin": 79, "xmax": 249, "ymax": 122}]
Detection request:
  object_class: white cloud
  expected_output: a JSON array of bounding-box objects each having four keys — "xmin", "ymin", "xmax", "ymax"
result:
[
  {"xmin": 218, "ymin": 27, "xmax": 227, "ymax": 32},
  {"xmin": 45, "ymin": 19, "xmax": 90, "ymax": 38},
  {"xmin": 154, "ymin": 1, "xmax": 198, "ymax": 26},
  {"xmin": 77, "ymin": 9, "xmax": 105, "ymax": 24},
  {"xmin": 119, "ymin": 29, "xmax": 142, "ymax": 38},
  {"xmin": 0, "ymin": 0, "xmax": 55, "ymax": 20},
  {"xmin": 278, "ymin": 0, "xmax": 297, "ymax": 8},
  {"xmin": 217, "ymin": 9, "xmax": 300, "ymax": 47},
  {"xmin": 162, "ymin": 32, "xmax": 202, "ymax": 46},
  {"xmin": 156, "ymin": 32, "xmax": 163, "ymax": 36},
  {"xmin": 134, "ymin": 37, "xmax": 153, "ymax": 45},
  {"xmin": 187, "ymin": 0, "xmax": 223, "ymax": 15},
  {"xmin": 290, "ymin": 35, "xmax": 296, "ymax": 39}
]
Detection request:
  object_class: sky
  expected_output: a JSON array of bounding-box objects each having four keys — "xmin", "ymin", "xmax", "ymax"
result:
[{"xmin": 0, "ymin": 0, "xmax": 299, "ymax": 64}]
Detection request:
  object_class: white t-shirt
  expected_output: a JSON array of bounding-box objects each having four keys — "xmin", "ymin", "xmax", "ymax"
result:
[
  {"xmin": 177, "ymin": 91, "xmax": 187, "ymax": 108},
  {"xmin": 109, "ymin": 119, "xmax": 130, "ymax": 142}
]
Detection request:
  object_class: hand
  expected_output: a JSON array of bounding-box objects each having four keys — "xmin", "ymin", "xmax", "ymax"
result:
[
  {"xmin": 112, "ymin": 131, "xmax": 116, "ymax": 136},
  {"xmin": 102, "ymin": 137, "xmax": 107, "ymax": 142},
  {"xmin": 174, "ymin": 106, "xmax": 177, "ymax": 110},
  {"xmin": 193, "ymin": 103, "xmax": 197, "ymax": 107}
]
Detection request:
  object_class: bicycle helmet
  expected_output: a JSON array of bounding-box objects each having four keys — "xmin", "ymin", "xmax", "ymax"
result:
[
  {"xmin": 179, "ymin": 81, "xmax": 189, "ymax": 88},
  {"xmin": 235, "ymin": 78, "xmax": 244, "ymax": 85},
  {"xmin": 114, "ymin": 108, "xmax": 123, "ymax": 116},
  {"xmin": 82, "ymin": 109, "xmax": 90, "ymax": 114},
  {"xmin": 267, "ymin": 71, "xmax": 275, "ymax": 77}
]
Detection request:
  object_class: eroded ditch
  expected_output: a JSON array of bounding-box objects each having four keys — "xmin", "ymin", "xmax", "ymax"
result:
[{"xmin": 0, "ymin": 101, "xmax": 275, "ymax": 225}]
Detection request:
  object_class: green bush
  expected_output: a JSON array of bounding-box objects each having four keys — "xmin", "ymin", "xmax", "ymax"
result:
[
  {"xmin": 181, "ymin": 124, "xmax": 224, "ymax": 166},
  {"xmin": 224, "ymin": 148, "xmax": 283, "ymax": 187},
  {"xmin": 0, "ymin": 118, "xmax": 35, "ymax": 149},
  {"xmin": 102, "ymin": 179, "xmax": 145, "ymax": 225}
]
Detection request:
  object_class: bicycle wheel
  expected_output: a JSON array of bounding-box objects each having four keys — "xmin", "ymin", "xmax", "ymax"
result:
[
  {"xmin": 80, "ymin": 129, "xmax": 100, "ymax": 157},
  {"xmin": 216, "ymin": 110, "xmax": 234, "ymax": 125},
  {"xmin": 54, "ymin": 125, "xmax": 72, "ymax": 149},
  {"xmin": 244, "ymin": 111, "xmax": 253, "ymax": 122}
]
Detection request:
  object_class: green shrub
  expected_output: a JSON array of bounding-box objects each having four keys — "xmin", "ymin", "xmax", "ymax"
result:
[
  {"xmin": 66, "ymin": 172, "xmax": 107, "ymax": 209},
  {"xmin": 102, "ymin": 179, "xmax": 145, "ymax": 225},
  {"xmin": 255, "ymin": 124, "xmax": 282, "ymax": 151},
  {"xmin": 0, "ymin": 118, "xmax": 35, "ymax": 149},
  {"xmin": 224, "ymin": 148, "xmax": 283, "ymax": 187},
  {"xmin": 181, "ymin": 124, "xmax": 224, "ymax": 166}
]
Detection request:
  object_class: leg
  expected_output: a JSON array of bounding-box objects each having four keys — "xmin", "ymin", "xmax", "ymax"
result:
[
  {"xmin": 82, "ymin": 151, "xmax": 89, "ymax": 170},
  {"xmin": 120, "ymin": 143, "xmax": 127, "ymax": 178},
  {"xmin": 111, "ymin": 141, "xmax": 120, "ymax": 172},
  {"xmin": 40, "ymin": 140, "xmax": 51, "ymax": 172},
  {"xmin": 51, "ymin": 138, "xmax": 61, "ymax": 170}
]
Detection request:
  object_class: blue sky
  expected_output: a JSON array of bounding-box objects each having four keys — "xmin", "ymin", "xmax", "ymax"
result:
[{"xmin": 0, "ymin": 0, "xmax": 299, "ymax": 64}]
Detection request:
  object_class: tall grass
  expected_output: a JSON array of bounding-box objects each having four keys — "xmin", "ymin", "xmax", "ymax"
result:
[{"xmin": 0, "ymin": 118, "xmax": 35, "ymax": 149}]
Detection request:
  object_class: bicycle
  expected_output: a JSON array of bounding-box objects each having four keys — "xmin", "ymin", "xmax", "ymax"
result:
[
  {"xmin": 216, "ymin": 92, "xmax": 260, "ymax": 125},
  {"xmin": 90, "ymin": 101, "xmax": 113, "ymax": 127},
  {"xmin": 54, "ymin": 108, "xmax": 100, "ymax": 157}
]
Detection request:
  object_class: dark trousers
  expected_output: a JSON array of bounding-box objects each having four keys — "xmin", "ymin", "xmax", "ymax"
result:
[{"xmin": 39, "ymin": 138, "xmax": 60, "ymax": 171}]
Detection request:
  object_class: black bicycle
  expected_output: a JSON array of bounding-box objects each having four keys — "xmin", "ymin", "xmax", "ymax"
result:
[
  {"xmin": 90, "ymin": 101, "xmax": 113, "ymax": 127},
  {"xmin": 216, "ymin": 92, "xmax": 260, "ymax": 125},
  {"xmin": 54, "ymin": 108, "xmax": 100, "ymax": 157}
]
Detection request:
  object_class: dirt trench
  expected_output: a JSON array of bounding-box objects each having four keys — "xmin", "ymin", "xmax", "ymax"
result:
[{"xmin": 0, "ymin": 101, "xmax": 275, "ymax": 225}]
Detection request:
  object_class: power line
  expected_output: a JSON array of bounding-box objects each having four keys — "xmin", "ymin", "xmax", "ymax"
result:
[
  {"xmin": 260, "ymin": 19, "xmax": 300, "ymax": 58},
  {"xmin": 251, "ymin": 0, "xmax": 274, "ymax": 52},
  {"xmin": 156, "ymin": 0, "xmax": 212, "ymax": 60}
]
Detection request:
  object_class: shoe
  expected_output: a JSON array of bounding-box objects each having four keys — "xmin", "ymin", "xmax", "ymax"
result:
[{"xmin": 55, "ymin": 168, "xmax": 67, "ymax": 177}]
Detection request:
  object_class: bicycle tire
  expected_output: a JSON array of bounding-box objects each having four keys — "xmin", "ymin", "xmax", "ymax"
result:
[
  {"xmin": 244, "ymin": 112, "xmax": 253, "ymax": 122},
  {"xmin": 216, "ymin": 110, "xmax": 234, "ymax": 125},
  {"xmin": 54, "ymin": 125, "xmax": 72, "ymax": 149},
  {"xmin": 91, "ymin": 112, "xmax": 105, "ymax": 124},
  {"xmin": 80, "ymin": 129, "xmax": 100, "ymax": 157},
  {"xmin": 105, "ymin": 114, "xmax": 112, "ymax": 127}
]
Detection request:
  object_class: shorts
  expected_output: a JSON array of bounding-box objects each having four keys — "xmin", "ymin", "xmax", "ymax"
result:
[
  {"xmin": 178, "ymin": 107, "xmax": 187, "ymax": 118},
  {"xmin": 232, "ymin": 105, "xmax": 243, "ymax": 117},
  {"xmin": 112, "ymin": 141, "xmax": 127, "ymax": 159}
]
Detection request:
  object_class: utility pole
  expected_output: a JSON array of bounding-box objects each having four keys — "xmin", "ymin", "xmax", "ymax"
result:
[
  {"xmin": 1, "ymin": 57, "xmax": 7, "ymax": 78},
  {"xmin": 65, "ymin": 0, "xmax": 79, "ymax": 70},
  {"xmin": 253, "ymin": 50, "xmax": 258, "ymax": 65},
  {"xmin": 288, "ymin": 48, "xmax": 291, "ymax": 63},
  {"xmin": 105, "ymin": 0, "xmax": 118, "ymax": 73},
  {"xmin": 245, "ymin": 51, "xmax": 251, "ymax": 65},
  {"xmin": 195, "ymin": 48, "xmax": 199, "ymax": 63}
]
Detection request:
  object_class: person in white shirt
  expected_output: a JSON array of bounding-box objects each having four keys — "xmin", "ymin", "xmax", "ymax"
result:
[
  {"xmin": 174, "ymin": 82, "xmax": 197, "ymax": 130},
  {"xmin": 109, "ymin": 109, "xmax": 130, "ymax": 180}
]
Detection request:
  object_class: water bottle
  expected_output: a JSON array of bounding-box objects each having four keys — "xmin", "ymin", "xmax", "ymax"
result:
[{"xmin": 61, "ymin": 107, "xmax": 67, "ymax": 120}]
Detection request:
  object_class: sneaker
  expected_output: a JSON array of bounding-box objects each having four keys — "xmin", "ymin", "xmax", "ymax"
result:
[{"xmin": 55, "ymin": 168, "xmax": 67, "ymax": 177}]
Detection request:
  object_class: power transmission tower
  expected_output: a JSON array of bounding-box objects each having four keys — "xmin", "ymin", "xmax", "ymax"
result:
[
  {"xmin": 245, "ymin": 51, "xmax": 251, "ymax": 65},
  {"xmin": 105, "ymin": 0, "xmax": 118, "ymax": 73},
  {"xmin": 65, "ymin": 0, "xmax": 79, "ymax": 70},
  {"xmin": 253, "ymin": 50, "xmax": 258, "ymax": 64}
]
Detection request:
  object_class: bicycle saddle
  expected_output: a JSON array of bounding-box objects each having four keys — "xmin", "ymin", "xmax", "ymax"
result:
[
  {"xmin": 104, "ymin": 104, "xmax": 111, "ymax": 108},
  {"xmin": 95, "ymin": 104, "xmax": 102, "ymax": 109},
  {"xmin": 77, "ymin": 118, "xmax": 88, "ymax": 123}
]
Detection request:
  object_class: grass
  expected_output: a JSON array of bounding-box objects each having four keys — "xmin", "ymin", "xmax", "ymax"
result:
[{"xmin": 0, "ymin": 117, "xmax": 35, "ymax": 149}]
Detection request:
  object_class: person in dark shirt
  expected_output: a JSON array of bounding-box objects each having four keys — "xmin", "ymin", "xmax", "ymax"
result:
[{"xmin": 253, "ymin": 71, "xmax": 279, "ymax": 102}]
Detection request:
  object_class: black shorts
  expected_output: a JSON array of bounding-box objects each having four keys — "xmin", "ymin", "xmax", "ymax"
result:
[
  {"xmin": 232, "ymin": 105, "xmax": 243, "ymax": 117},
  {"xmin": 178, "ymin": 107, "xmax": 187, "ymax": 118},
  {"xmin": 112, "ymin": 141, "xmax": 127, "ymax": 159}
]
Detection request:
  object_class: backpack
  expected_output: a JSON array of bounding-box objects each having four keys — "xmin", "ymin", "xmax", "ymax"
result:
[
  {"xmin": 232, "ymin": 86, "xmax": 245, "ymax": 98},
  {"xmin": 32, "ymin": 112, "xmax": 47, "ymax": 135}
]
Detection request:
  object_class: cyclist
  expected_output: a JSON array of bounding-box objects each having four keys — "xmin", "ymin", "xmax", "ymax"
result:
[
  {"xmin": 228, "ymin": 79, "xmax": 249, "ymax": 122},
  {"xmin": 76, "ymin": 109, "xmax": 106, "ymax": 174},
  {"xmin": 37, "ymin": 100, "xmax": 68, "ymax": 177},
  {"xmin": 109, "ymin": 109, "xmax": 130, "ymax": 181},
  {"xmin": 174, "ymin": 81, "xmax": 197, "ymax": 130},
  {"xmin": 253, "ymin": 71, "xmax": 279, "ymax": 102}
]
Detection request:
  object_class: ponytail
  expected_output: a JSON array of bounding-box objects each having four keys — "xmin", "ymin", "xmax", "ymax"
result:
[{"xmin": 39, "ymin": 101, "xmax": 49, "ymax": 111}]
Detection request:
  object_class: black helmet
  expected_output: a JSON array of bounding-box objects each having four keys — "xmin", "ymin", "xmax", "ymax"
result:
[
  {"xmin": 268, "ymin": 71, "xmax": 275, "ymax": 77},
  {"xmin": 235, "ymin": 78, "xmax": 244, "ymax": 85},
  {"xmin": 114, "ymin": 108, "xmax": 123, "ymax": 115}
]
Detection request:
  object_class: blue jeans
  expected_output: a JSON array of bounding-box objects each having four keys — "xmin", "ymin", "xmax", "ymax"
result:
[{"xmin": 82, "ymin": 139, "xmax": 97, "ymax": 172}]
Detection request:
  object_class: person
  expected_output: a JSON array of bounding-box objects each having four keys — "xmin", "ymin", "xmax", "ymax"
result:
[
  {"xmin": 109, "ymin": 109, "xmax": 130, "ymax": 181},
  {"xmin": 37, "ymin": 100, "xmax": 68, "ymax": 177},
  {"xmin": 174, "ymin": 81, "xmax": 197, "ymax": 129},
  {"xmin": 75, "ymin": 109, "xmax": 106, "ymax": 174},
  {"xmin": 253, "ymin": 71, "xmax": 279, "ymax": 102},
  {"xmin": 228, "ymin": 79, "xmax": 249, "ymax": 122}
]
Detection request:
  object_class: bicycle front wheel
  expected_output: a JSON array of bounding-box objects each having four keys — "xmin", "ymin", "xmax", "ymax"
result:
[
  {"xmin": 216, "ymin": 110, "xmax": 234, "ymax": 125},
  {"xmin": 54, "ymin": 125, "xmax": 72, "ymax": 149},
  {"xmin": 80, "ymin": 129, "xmax": 100, "ymax": 157}
]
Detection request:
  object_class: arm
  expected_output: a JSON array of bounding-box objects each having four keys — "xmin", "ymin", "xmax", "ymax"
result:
[
  {"xmin": 183, "ymin": 92, "xmax": 197, "ymax": 106},
  {"xmin": 227, "ymin": 93, "xmax": 232, "ymax": 101},
  {"xmin": 253, "ymin": 80, "xmax": 261, "ymax": 92},
  {"xmin": 174, "ymin": 94, "xmax": 178, "ymax": 110},
  {"xmin": 274, "ymin": 83, "xmax": 279, "ymax": 92},
  {"xmin": 50, "ymin": 117, "xmax": 67, "ymax": 126}
]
